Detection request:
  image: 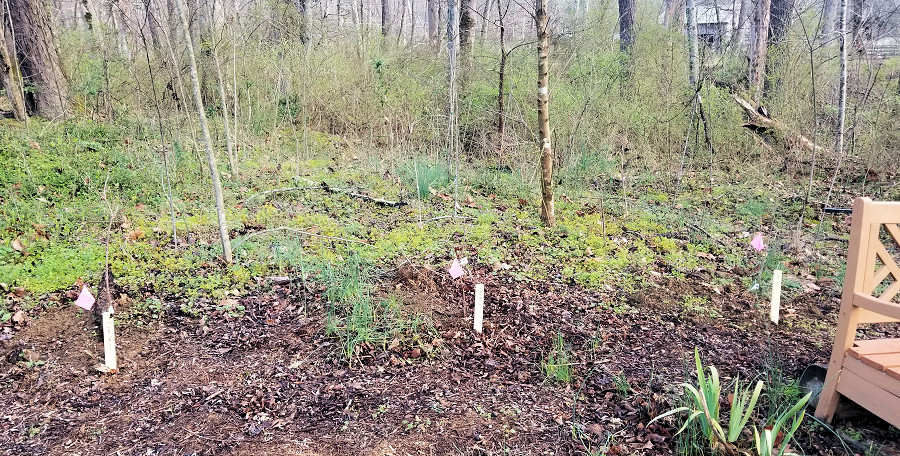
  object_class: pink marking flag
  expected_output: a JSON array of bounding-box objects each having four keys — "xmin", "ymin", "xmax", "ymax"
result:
[
  {"xmin": 751, "ymin": 233, "xmax": 765, "ymax": 252},
  {"xmin": 74, "ymin": 285, "xmax": 96, "ymax": 311},
  {"xmin": 449, "ymin": 258, "xmax": 465, "ymax": 279}
]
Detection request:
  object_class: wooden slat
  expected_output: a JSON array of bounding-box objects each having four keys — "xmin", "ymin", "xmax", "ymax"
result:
[
  {"xmin": 873, "ymin": 265, "xmax": 892, "ymax": 288},
  {"xmin": 886, "ymin": 223, "xmax": 900, "ymax": 247},
  {"xmin": 835, "ymin": 363, "xmax": 900, "ymax": 429},
  {"xmin": 856, "ymin": 308, "xmax": 900, "ymax": 324},
  {"xmin": 889, "ymin": 367, "xmax": 900, "ymax": 382},
  {"xmin": 879, "ymin": 279, "xmax": 900, "ymax": 302},
  {"xmin": 857, "ymin": 353, "xmax": 900, "ymax": 371},
  {"xmin": 842, "ymin": 356, "xmax": 900, "ymax": 395},
  {"xmin": 853, "ymin": 292, "xmax": 900, "ymax": 320},
  {"xmin": 853, "ymin": 338, "xmax": 900, "ymax": 354},
  {"xmin": 866, "ymin": 202, "xmax": 900, "ymax": 225}
]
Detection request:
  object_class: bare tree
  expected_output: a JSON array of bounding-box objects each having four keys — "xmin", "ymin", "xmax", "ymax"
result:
[
  {"xmin": 686, "ymin": 0, "xmax": 699, "ymax": 84},
  {"xmin": 618, "ymin": 0, "xmax": 635, "ymax": 53},
  {"xmin": 768, "ymin": 0, "xmax": 794, "ymax": 47},
  {"xmin": 536, "ymin": 0, "xmax": 555, "ymax": 227},
  {"xmin": 296, "ymin": 0, "xmax": 310, "ymax": 43},
  {"xmin": 176, "ymin": 0, "xmax": 233, "ymax": 264},
  {"xmin": 749, "ymin": 0, "xmax": 772, "ymax": 102},
  {"xmin": 826, "ymin": 0, "xmax": 849, "ymax": 206},
  {"xmin": 6, "ymin": 0, "xmax": 69, "ymax": 118},
  {"xmin": 821, "ymin": 0, "xmax": 838, "ymax": 43}
]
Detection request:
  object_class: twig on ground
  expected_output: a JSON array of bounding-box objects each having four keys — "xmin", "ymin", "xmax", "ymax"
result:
[{"xmin": 420, "ymin": 214, "xmax": 477, "ymax": 223}]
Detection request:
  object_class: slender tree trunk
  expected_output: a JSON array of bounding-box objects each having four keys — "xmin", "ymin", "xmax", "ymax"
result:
[
  {"xmin": 408, "ymin": 0, "xmax": 415, "ymax": 43},
  {"xmin": 212, "ymin": 52, "xmax": 237, "ymax": 176},
  {"xmin": 382, "ymin": 0, "xmax": 392, "ymax": 36},
  {"xmin": 826, "ymin": 0, "xmax": 848, "ymax": 206},
  {"xmin": 427, "ymin": 0, "xmax": 438, "ymax": 46},
  {"xmin": 496, "ymin": 0, "xmax": 506, "ymax": 155},
  {"xmin": 0, "ymin": 5, "xmax": 27, "ymax": 122},
  {"xmin": 618, "ymin": 0, "xmax": 635, "ymax": 53},
  {"xmin": 749, "ymin": 0, "xmax": 771, "ymax": 102},
  {"xmin": 176, "ymin": 0, "xmax": 233, "ymax": 264},
  {"xmin": 7, "ymin": 0, "xmax": 70, "ymax": 118},
  {"xmin": 536, "ymin": 0, "xmax": 555, "ymax": 227},
  {"xmin": 686, "ymin": 0, "xmax": 699, "ymax": 84}
]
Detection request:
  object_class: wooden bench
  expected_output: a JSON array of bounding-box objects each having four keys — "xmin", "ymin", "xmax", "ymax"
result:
[{"xmin": 815, "ymin": 197, "xmax": 900, "ymax": 429}]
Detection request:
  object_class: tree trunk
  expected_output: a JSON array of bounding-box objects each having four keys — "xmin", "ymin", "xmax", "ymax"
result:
[
  {"xmin": 820, "ymin": 0, "xmax": 837, "ymax": 44},
  {"xmin": 382, "ymin": 0, "xmax": 392, "ymax": 36},
  {"xmin": 768, "ymin": 0, "xmax": 793, "ymax": 47},
  {"xmin": 536, "ymin": 0, "xmax": 555, "ymax": 227},
  {"xmin": 496, "ymin": 0, "xmax": 506, "ymax": 154},
  {"xmin": 0, "ymin": 5, "xmax": 27, "ymax": 122},
  {"xmin": 617, "ymin": 0, "xmax": 634, "ymax": 53},
  {"xmin": 686, "ymin": 0, "xmax": 699, "ymax": 84},
  {"xmin": 7, "ymin": 0, "xmax": 69, "ymax": 118},
  {"xmin": 826, "ymin": 0, "xmax": 848, "ymax": 205},
  {"xmin": 748, "ymin": 0, "xmax": 771, "ymax": 102},
  {"xmin": 176, "ymin": 0, "xmax": 233, "ymax": 264},
  {"xmin": 427, "ymin": 0, "xmax": 438, "ymax": 46},
  {"xmin": 459, "ymin": 0, "xmax": 474, "ymax": 57},
  {"xmin": 735, "ymin": 0, "xmax": 750, "ymax": 47},
  {"xmin": 296, "ymin": 0, "xmax": 309, "ymax": 43}
]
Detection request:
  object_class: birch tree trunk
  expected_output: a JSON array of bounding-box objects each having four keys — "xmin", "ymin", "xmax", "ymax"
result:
[
  {"xmin": 0, "ymin": 6, "xmax": 27, "ymax": 122},
  {"xmin": 686, "ymin": 0, "xmax": 699, "ymax": 84},
  {"xmin": 617, "ymin": 0, "xmax": 634, "ymax": 53},
  {"xmin": 212, "ymin": 52, "xmax": 237, "ymax": 176},
  {"xmin": 176, "ymin": 0, "xmax": 233, "ymax": 264},
  {"xmin": 536, "ymin": 0, "xmax": 555, "ymax": 227},
  {"xmin": 736, "ymin": 0, "xmax": 750, "ymax": 47},
  {"xmin": 7, "ymin": 0, "xmax": 69, "ymax": 118},
  {"xmin": 749, "ymin": 0, "xmax": 771, "ymax": 102}
]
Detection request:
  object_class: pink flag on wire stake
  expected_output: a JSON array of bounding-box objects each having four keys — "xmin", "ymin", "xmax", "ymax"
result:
[
  {"xmin": 449, "ymin": 258, "xmax": 465, "ymax": 279},
  {"xmin": 74, "ymin": 285, "xmax": 96, "ymax": 311},
  {"xmin": 751, "ymin": 233, "xmax": 765, "ymax": 252}
]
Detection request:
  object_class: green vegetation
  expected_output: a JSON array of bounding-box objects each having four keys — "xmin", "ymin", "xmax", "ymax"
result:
[
  {"xmin": 541, "ymin": 332, "xmax": 573, "ymax": 383},
  {"xmin": 651, "ymin": 348, "xmax": 811, "ymax": 456}
]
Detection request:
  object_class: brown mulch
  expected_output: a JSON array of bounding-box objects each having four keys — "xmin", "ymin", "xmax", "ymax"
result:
[{"xmin": 1, "ymin": 264, "xmax": 897, "ymax": 455}]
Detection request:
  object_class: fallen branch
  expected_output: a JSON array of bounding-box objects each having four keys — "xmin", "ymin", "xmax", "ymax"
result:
[
  {"xmin": 320, "ymin": 181, "xmax": 407, "ymax": 207},
  {"xmin": 234, "ymin": 226, "xmax": 370, "ymax": 250},
  {"xmin": 732, "ymin": 93, "xmax": 829, "ymax": 155}
]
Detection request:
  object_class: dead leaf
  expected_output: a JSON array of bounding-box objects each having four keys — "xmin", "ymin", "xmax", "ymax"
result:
[
  {"xmin": 11, "ymin": 238, "xmax": 24, "ymax": 252},
  {"xmin": 126, "ymin": 229, "xmax": 145, "ymax": 241},
  {"xmin": 463, "ymin": 195, "xmax": 477, "ymax": 207},
  {"xmin": 12, "ymin": 310, "xmax": 26, "ymax": 324},
  {"xmin": 220, "ymin": 298, "xmax": 240, "ymax": 309}
]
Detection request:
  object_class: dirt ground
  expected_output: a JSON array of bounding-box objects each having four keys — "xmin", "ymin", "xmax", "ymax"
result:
[{"xmin": 2, "ymin": 263, "xmax": 899, "ymax": 455}]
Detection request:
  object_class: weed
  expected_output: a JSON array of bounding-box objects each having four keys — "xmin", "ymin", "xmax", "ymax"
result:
[
  {"xmin": 541, "ymin": 333, "xmax": 573, "ymax": 383},
  {"xmin": 614, "ymin": 372, "xmax": 631, "ymax": 397}
]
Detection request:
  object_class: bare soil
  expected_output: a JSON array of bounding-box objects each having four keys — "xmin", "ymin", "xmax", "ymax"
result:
[{"xmin": 2, "ymin": 264, "xmax": 898, "ymax": 455}]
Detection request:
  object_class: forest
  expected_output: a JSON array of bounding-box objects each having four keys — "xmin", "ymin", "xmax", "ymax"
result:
[{"xmin": 1, "ymin": 0, "xmax": 900, "ymax": 453}]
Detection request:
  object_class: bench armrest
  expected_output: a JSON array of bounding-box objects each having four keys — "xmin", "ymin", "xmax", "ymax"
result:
[{"xmin": 854, "ymin": 292, "xmax": 900, "ymax": 321}]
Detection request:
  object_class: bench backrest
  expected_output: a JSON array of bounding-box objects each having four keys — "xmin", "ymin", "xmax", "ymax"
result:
[{"xmin": 846, "ymin": 197, "xmax": 900, "ymax": 323}]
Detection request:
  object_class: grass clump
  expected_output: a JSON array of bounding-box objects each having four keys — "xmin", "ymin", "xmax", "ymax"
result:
[{"xmin": 541, "ymin": 333, "xmax": 573, "ymax": 383}]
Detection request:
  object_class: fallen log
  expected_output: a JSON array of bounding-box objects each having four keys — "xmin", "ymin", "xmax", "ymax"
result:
[{"xmin": 732, "ymin": 93, "xmax": 829, "ymax": 156}]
